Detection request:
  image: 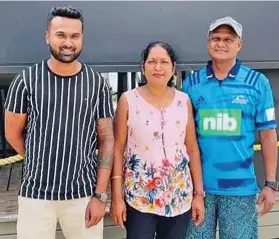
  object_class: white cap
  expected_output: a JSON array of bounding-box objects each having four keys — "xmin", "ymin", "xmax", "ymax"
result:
[{"xmin": 208, "ymin": 16, "xmax": 243, "ymax": 38}]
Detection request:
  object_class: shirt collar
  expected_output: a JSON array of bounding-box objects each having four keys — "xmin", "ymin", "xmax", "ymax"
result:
[{"xmin": 206, "ymin": 59, "xmax": 241, "ymax": 80}]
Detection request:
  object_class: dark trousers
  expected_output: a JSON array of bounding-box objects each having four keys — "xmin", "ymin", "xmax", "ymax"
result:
[{"xmin": 125, "ymin": 203, "xmax": 189, "ymax": 239}]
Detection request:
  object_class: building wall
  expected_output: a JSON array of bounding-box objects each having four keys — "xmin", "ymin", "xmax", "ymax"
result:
[{"xmin": 0, "ymin": 2, "xmax": 279, "ymax": 73}]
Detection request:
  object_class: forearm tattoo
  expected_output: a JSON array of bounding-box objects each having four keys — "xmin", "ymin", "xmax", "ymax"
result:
[{"xmin": 97, "ymin": 118, "xmax": 114, "ymax": 170}]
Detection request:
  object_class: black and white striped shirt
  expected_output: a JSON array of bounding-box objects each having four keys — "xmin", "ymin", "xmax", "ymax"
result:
[{"xmin": 4, "ymin": 60, "xmax": 114, "ymax": 200}]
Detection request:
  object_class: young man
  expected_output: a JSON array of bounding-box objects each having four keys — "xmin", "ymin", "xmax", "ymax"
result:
[
  {"xmin": 4, "ymin": 5, "xmax": 114, "ymax": 239},
  {"xmin": 182, "ymin": 16, "xmax": 278, "ymax": 239}
]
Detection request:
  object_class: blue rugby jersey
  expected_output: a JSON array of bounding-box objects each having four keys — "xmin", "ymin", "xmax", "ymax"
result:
[{"xmin": 182, "ymin": 60, "xmax": 277, "ymax": 196}]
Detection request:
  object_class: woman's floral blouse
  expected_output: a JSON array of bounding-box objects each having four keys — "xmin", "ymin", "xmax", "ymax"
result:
[{"xmin": 123, "ymin": 88, "xmax": 193, "ymax": 217}]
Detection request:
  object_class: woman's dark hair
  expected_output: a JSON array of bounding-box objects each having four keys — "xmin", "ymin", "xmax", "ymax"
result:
[
  {"xmin": 47, "ymin": 5, "xmax": 84, "ymax": 31},
  {"xmin": 141, "ymin": 41, "xmax": 177, "ymax": 87}
]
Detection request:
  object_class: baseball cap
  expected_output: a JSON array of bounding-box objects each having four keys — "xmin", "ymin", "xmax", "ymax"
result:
[{"xmin": 208, "ymin": 16, "xmax": 243, "ymax": 38}]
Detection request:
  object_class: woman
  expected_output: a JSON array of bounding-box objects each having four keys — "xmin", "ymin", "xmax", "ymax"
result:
[{"xmin": 110, "ymin": 41, "xmax": 204, "ymax": 239}]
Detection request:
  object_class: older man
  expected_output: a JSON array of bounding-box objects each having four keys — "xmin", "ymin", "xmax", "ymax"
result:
[{"xmin": 182, "ymin": 16, "xmax": 278, "ymax": 239}]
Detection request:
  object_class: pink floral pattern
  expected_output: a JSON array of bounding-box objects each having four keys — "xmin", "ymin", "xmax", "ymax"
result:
[
  {"xmin": 124, "ymin": 151, "xmax": 192, "ymax": 216},
  {"xmin": 123, "ymin": 89, "xmax": 193, "ymax": 217}
]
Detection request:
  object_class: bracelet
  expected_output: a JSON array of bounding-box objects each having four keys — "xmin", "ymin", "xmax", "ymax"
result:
[
  {"xmin": 193, "ymin": 191, "xmax": 205, "ymax": 198},
  {"xmin": 111, "ymin": 175, "xmax": 123, "ymax": 180}
]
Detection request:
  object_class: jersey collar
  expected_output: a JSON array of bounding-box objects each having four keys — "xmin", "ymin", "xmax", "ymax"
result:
[{"xmin": 206, "ymin": 59, "xmax": 241, "ymax": 80}]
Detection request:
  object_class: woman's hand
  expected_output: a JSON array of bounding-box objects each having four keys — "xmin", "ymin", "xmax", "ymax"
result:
[
  {"xmin": 191, "ymin": 195, "xmax": 205, "ymax": 226},
  {"xmin": 110, "ymin": 197, "xmax": 127, "ymax": 228}
]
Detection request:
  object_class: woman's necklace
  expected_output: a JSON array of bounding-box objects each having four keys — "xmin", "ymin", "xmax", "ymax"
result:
[{"xmin": 145, "ymin": 85, "xmax": 171, "ymax": 110}]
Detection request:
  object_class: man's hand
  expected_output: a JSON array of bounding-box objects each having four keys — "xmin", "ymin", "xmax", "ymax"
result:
[
  {"xmin": 85, "ymin": 198, "xmax": 106, "ymax": 228},
  {"xmin": 191, "ymin": 196, "xmax": 205, "ymax": 226},
  {"xmin": 257, "ymin": 186, "xmax": 276, "ymax": 216},
  {"xmin": 110, "ymin": 198, "xmax": 127, "ymax": 228}
]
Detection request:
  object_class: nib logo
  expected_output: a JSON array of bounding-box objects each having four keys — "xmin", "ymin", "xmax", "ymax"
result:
[{"xmin": 199, "ymin": 109, "xmax": 242, "ymax": 136}]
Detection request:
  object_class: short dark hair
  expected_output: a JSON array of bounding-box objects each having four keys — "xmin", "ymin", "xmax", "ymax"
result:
[
  {"xmin": 141, "ymin": 41, "xmax": 177, "ymax": 87},
  {"xmin": 47, "ymin": 5, "xmax": 84, "ymax": 31}
]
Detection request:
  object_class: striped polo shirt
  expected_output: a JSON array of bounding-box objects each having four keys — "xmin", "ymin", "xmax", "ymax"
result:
[
  {"xmin": 4, "ymin": 60, "xmax": 114, "ymax": 200},
  {"xmin": 182, "ymin": 59, "xmax": 277, "ymax": 196}
]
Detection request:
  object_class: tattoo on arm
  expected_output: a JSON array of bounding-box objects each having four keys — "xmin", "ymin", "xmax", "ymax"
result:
[
  {"xmin": 98, "ymin": 153, "xmax": 113, "ymax": 170},
  {"xmin": 97, "ymin": 118, "xmax": 114, "ymax": 170}
]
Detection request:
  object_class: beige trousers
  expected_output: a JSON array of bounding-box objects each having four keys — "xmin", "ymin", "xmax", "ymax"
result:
[{"xmin": 17, "ymin": 196, "xmax": 103, "ymax": 239}]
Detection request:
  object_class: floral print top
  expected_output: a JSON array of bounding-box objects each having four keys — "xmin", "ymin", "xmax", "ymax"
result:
[{"xmin": 123, "ymin": 88, "xmax": 193, "ymax": 217}]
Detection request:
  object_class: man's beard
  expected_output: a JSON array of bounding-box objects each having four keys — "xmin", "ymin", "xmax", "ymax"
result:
[{"xmin": 49, "ymin": 45, "xmax": 82, "ymax": 63}]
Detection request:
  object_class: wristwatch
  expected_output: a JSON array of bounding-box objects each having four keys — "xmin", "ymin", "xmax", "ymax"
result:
[
  {"xmin": 264, "ymin": 181, "xmax": 279, "ymax": 191},
  {"xmin": 92, "ymin": 192, "xmax": 108, "ymax": 203}
]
